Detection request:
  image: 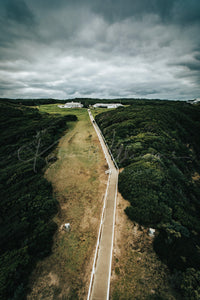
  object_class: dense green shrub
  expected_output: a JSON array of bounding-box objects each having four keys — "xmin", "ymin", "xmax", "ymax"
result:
[
  {"xmin": 95, "ymin": 100, "xmax": 200, "ymax": 296},
  {"xmin": 2, "ymin": 97, "xmax": 168, "ymax": 107},
  {"xmin": 172, "ymin": 268, "xmax": 200, "ymax": 299},
  {"xmin": 0, "ymin": 100, "xmax": 77, "ymax": 299}
]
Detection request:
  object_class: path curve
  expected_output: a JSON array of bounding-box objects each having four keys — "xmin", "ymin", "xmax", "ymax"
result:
[{"xmin": 87, "ymin": 109, "xmax": 118, "ymax": 300}]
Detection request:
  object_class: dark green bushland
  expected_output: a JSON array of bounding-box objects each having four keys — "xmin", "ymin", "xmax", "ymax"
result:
[
  {"xmin": 1, "ymin": 97, "xmax": 173, "ymax": 107},
  {"xmin": 95, "ymin": 101, "xmax": 200, "ymax": 299},
  {"xmin": 0, "ymin": 100, "xmax": 77, "ymax": 300}
]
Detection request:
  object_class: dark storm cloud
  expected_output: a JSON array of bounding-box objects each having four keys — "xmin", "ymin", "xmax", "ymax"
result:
[
  {"xmin": 0, "ymin": 0, "xmax": 199, "ymax": 99},
  {"xmin": 0, "ymin": 0, "xmax": 37, "ymax": 52},
  {"xmin": 172, "ymin": 0, "xmax": 200, "ymax": 25},
  {"xmin": 29, "ymin": 0, "xmax": 200, "ymax": 25},
  {"xmin": 5, "ymin": 0, "xmax": 35, "ymax": 25},
  {"xmin": 91, "ymin": 0, "xmax": 176, "ymax": 22},
  {"xmin": 181, "ymin": 61, "xmax": 200, "ymax": 72}
]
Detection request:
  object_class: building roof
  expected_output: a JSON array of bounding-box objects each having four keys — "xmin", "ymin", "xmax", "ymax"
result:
[{"xmin": 93, "ymin": 103, "xmax": 123, "ymax": 107}]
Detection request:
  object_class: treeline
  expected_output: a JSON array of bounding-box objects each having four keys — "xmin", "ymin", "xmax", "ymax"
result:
[
  {"xmin": 95, "ymin": 100, "xmax": 200, "ymax": 299},
  {"xmin": 0, "ymin": 97, "xmax": 177, "ymax": 108},
  {"xmin": 0, "ymin": 100, "xmax": 77, "ymax": 299},
  {"xmin": 1, "ymin": 98, "xmax": 65, "ymax": 106}
]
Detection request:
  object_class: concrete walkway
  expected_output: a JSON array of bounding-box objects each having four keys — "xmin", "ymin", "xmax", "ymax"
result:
[{"xmin": 87, "ymin": 110, "xmax": 118, "ymax": 300}]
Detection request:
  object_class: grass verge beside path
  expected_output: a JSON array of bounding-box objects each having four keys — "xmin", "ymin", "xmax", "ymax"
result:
[{"xmin": 27, "ymin": 105, "xmax": 107, "ymax": 299}]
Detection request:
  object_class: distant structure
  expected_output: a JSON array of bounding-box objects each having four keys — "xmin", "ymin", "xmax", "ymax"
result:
[
  {"xmin": 58, "ymin": 101, "xmax": 83, "ymax": 108},
  {"xmin": 148, "ymin": 228, "xmax": 155, "ymax": 237},
  {"xmin": 93, "ymin": 103, "xmax": 123, "ymax": 109},
  {"xmin": 63, "ymin": 223, "xmax": 71, "ymax": 232},
  {"xmin": 187, "ymin": 98, "xmax": 200, "ymax": 104}
]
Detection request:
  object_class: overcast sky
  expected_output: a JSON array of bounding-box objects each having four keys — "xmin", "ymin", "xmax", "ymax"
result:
[{"xmin": 0, "ymin": 0, "xmax": 200, "ymax": 100}]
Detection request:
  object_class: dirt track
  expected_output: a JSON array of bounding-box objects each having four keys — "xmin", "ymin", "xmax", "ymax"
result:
[{"xmin": 88, "ymin": 110, "xmax": 118, "ymax": 300}]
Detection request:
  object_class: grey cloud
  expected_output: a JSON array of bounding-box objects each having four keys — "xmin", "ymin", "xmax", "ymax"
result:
[
  {"xmin": 180, "ymin": 61, "xmax": 200, "ymax": 72},
  {"xmin": 0, "ymin": 0, "xmax": 200, "ymax": 100},
  {"xmin": 172, "ymin": 0, "xmax": 200, "ymax": 25},
  {"xmin": 195, "ymin": 54, "xmax": 200, "ymax": 61},
  {"xmin": 91, "ymin": 0, "xmax": 176, "ymax": 23},
  {"xmin": 5, "ymin": 0, "xmax": 35, "ymax": 25},
  {"xmin": 29, "ymin": 0, "xmax": 200, "ymax": 26},
  {"xmin": 0, "ymin": 0, "xmax": 37, "ymax": 54},
  {"xmin": 31, "ymin": 0, "xmax": 175, "ymax": 22}
]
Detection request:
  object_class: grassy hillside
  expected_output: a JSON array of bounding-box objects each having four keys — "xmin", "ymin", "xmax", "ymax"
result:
[
  {"xmin": 0, "ymin": 100, "xmax": 77, "ymax": 300},
  {"xmin": 95, "ymin": 101, "xmax": 200, "ymax": 299}
]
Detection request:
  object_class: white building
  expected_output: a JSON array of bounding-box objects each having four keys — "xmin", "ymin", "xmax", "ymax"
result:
[
  {"xmin": 58, "ymin": 101, "xmax": 83, "ymax": 108},
  {"xmin": 93, "ymin": 103, "xmax": 123, "ymax": 109},
  {"xmin": 187, "ymin": 98, "xmax": 200, "ymax": 104}
]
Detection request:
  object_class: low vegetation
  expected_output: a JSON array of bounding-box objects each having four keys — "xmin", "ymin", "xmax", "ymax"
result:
[
  {"xmin": 27, "ymin": 105, "xmax": 107, "ymax": 299},
  {"xmin": 95, "ymin": 100, "xmax": 200, "ymax": 299},
  {"xmin": 111, "ymin": 193, "xmax": 179, "ymax": 300},
  {"xmin": 0, "ymin": 100, "xmax": 77, "ymax": 299},
  {"xmin": 2, "ymin": 98, "xmax": 200, "ymax": 299},
  {"xmin": 2, "ymin": 97, "xmax": 168, "ymax": 108}
]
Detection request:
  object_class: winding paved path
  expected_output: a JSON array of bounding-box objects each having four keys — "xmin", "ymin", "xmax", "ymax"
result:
[{"xmin": 87, "ymin": 110, "xmax": 118, "ymax": 300}]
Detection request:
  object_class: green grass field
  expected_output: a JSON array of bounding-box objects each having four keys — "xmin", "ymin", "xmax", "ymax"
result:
[
  {"xmin": 90, "ymin": 107, "xmax": 115, "ymax": 118},
  {"xmin": 38, "ymin": 104, "xmax": 88, "ymax": 117}
]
